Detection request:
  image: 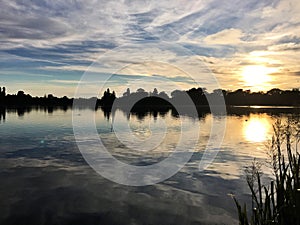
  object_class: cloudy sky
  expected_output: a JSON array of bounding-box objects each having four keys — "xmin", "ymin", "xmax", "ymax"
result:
[{"xmin": 1, "ymin": 0, "xmax": 300, "ymax": 97}]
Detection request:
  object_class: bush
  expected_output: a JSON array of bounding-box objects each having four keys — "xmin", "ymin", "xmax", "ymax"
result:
[{"xmin": 234, "ymin": 118, "xmax": 300, "ymax": 225}]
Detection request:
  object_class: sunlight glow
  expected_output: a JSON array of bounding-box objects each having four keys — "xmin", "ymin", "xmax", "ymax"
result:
[
  {"xmin": 241, "ymin": 65, "xmax": 277, "ymax": 88},
  {"xmin": 244, "ymin": 117, "xmax": 270, "ymax": 143}
]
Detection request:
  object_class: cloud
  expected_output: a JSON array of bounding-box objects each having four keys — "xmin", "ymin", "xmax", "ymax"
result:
[
  {"xmin": 293, "ymin": 71, "xmax": 300, "ymax": 76},
  {"xmin": 268, "ymin": 43, "xmax": 300, "ymax": 51},
  {"xmin": 0, "ymin": 0, "xmax": 300, "ymax": 96},
  {"xmin": 203, "ymin": 29, "xmax": 244, "ymax": 45},
  {"xmin": 0, "ymin": 16, "xmax": 69, "ymax": 40}
]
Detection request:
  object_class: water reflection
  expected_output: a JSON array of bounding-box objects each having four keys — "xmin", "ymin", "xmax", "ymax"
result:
[
  {"xmin": 0, "ymin": 106, "xmax": 299, "ymax": 225},
  {"xmin": 0, "ymin": 107, "xmax": 5, "ymax": 122},
  {"xmin": 101, "ymin": 107, "xmax": 174, "ymax": 121},
  {"xmin": 243, "ymin": 116, "xmax": 271, "ymax": 142},
  {"xmin": 1, "ymin": 106, "xmax": 71, "ymax": 118}
]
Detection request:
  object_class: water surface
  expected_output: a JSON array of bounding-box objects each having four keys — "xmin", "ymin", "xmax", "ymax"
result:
[{"xmin": 0, "ymin": 107, "xmax": 298, "ymax": 225}]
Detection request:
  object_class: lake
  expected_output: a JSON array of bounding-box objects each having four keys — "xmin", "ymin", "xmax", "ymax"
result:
[{"xmin": 0, "ymin": 106, "xmax": 299, "ymax": 225}]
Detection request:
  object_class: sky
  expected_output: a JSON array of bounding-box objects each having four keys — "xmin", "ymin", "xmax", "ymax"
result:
[{"xmin": 1, "ymin": 0, "xmax": 300, "ymax": 97}]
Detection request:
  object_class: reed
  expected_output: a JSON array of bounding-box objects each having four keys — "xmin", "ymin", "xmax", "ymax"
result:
[{"xmin": 234, "ymin": 118, "xmax": 300, "ymax": 225}]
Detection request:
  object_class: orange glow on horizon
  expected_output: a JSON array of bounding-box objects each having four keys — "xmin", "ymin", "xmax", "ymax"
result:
[{"xmin": 241, "ymin": 65, "xmax": 278, "ymax": 90}]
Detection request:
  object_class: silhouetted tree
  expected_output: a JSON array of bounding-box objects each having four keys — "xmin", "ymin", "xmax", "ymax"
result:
[
  {"xmin": 267, "ymin": 88, "xmax": 282, "ymax": 96},
  {"xmin": 101, "ymin": 88, "xmax": 116, "ymax": 107},
  {"xmin": 1, "ymin": 86, "xmax": 300, "ymax": 108},
  {"xmin": 48, "ymin": 94, "xmax": 54, "ymax": 99},
  {"xmin": 152, "ymin": 88, "xmax": 158, "ymax": 96},
  {"xmin": 123, "ymin": 88, "xmax": 131, "ymax": 97},
  {"xmin": 17, "ymin": 91, "xmax": 25, "ymax": 97},
  {"xmin": 186, "ymin": 87, "xmax": 208, "ymax": 105},
  {"xmin": 158, "ymin": 91, "xmax": 169, "ymax": 99},
  {"xmin": 0, "ymin": 87, "xmax": 5, "ymax": 102},
  {"xmin": 137, "ymin": 88, "xmax": 145, "ymax": 93},
  {"xmin": 213, "ymin": 89, "xmax": 223, "ymax": 96},
  {"xmin": 171, "ymin": 90, "xmax": 184, "ymax": 98}
]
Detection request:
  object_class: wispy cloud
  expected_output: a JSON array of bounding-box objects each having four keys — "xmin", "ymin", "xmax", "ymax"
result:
[
  {"xmin": 203, "ymin": 29, "xmax": 244, "ymax": 45},
  {"xmin": 1, "ymin": 0, "xmax": 300, "ymax": 96}
]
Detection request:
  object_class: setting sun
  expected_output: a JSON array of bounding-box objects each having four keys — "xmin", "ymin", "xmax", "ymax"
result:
[{"xmin": 241, "ymin": 65, "xmax": 277, "ymax": 88}]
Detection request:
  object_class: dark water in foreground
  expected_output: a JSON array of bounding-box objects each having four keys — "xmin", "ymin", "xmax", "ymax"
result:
[{"xmin": 0, "ymin": 107, "xmax": 299, "ymax": 225}]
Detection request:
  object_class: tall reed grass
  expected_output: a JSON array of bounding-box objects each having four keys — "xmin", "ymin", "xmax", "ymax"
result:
[{"xmin": 234, "ymin": 118, "xmax": 300, "ymax": 225}]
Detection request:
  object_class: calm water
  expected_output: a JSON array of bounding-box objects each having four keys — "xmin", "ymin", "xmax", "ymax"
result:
[{"xmin": 0, "ymin": 107, "xmax": 298, "ymax": 225}]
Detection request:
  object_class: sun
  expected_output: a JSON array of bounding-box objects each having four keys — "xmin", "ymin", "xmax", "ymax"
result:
[{"xmin": 241, "ymin": 65, "xmax": 277, "ymax": 88}]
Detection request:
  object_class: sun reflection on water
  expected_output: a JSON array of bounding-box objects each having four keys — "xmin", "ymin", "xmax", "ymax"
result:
[{"xmin": 243, "ymin": 116, "xmax": 271, "ymax": 143}]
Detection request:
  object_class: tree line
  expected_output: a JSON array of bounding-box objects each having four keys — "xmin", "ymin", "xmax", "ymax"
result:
[{"xmin": 1, "ymin": 86, "xmax": 300, "ymax": 108}]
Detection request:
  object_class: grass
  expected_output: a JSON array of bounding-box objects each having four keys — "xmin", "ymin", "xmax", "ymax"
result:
[{"xmin": 234, "ymin": 118, "xmax": 300, "ymax": 225}]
